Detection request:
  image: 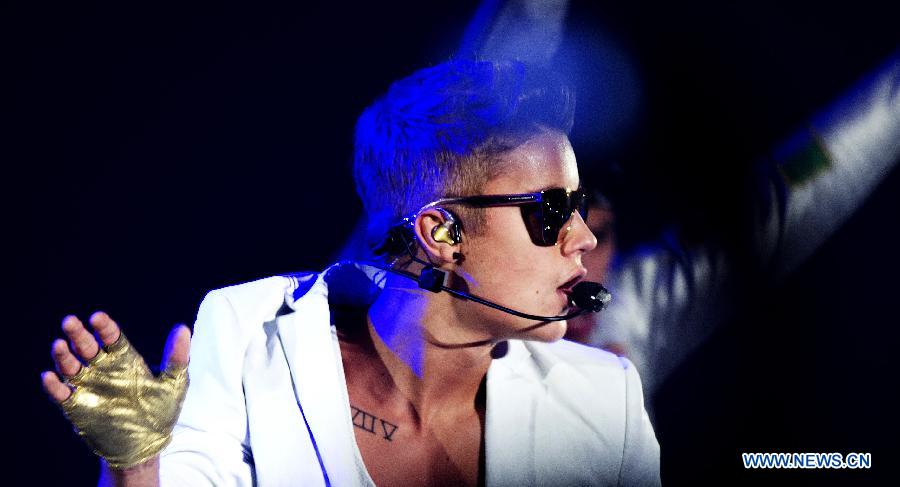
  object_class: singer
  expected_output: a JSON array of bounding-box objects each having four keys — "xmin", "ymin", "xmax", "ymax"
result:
[{"xmin": 43, "ymin": 60, "xmax": 660, "ymax": 486}]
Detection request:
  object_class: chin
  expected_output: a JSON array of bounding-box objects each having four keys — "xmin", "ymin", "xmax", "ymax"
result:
[{"xmin": 517, "ymin": 319, "xmax": 568, "ymax": 343}]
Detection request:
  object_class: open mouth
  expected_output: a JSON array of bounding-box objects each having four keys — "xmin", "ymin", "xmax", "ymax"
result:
[{"xmin": 557, "ymin": 279, "xmax": 579, "ymax": 307}]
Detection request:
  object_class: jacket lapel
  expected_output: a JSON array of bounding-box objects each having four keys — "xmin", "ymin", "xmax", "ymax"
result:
[
  {"xmin": 486, "ymin": 340, "xmax": 625, "ymax": 486},
  {"xmin": 484, "ymin": 340, "xmax": 538, "ymax": 486},
  {"xmin": 242, "ymin": 311, "xmax": 321, "ymax": 486},
  {"xmin": 275, "ymin": 272, "xmax": 363, "ymax": 486}
]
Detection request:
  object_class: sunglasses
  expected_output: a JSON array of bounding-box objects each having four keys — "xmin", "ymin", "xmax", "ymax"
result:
[{"xmin": 431, "ymin": 187, "xmax": 589, "ymax": 246}]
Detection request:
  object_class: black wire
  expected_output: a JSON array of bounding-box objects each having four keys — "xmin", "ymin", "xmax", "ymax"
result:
[
  {"xmin": 365, "ymin": 260, "xmax": 586, "ymax": 322},
  {"xmin": 373, "ymin": 220, "xmax": 586, "ymax": 322}
]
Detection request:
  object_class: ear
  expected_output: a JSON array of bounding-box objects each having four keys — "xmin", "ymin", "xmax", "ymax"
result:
[{"xmin": 412, "ymin": 208, "xmax": 461, "ymax": 267}]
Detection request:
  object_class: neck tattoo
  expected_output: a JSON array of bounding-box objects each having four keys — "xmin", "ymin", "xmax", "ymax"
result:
[{"xmin": 351, "ymin": 404, "xmax": 399, "ymax": 442}]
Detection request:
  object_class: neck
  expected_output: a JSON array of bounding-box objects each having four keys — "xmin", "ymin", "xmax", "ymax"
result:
[{"xmin": 366, "ymin": 274, "xmax": 494, "ymax": 424}]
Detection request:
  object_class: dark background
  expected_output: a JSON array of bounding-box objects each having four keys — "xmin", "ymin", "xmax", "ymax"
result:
[{"xmin": 7, "ymin": 1, "xmax": 898, "ymax": 484}]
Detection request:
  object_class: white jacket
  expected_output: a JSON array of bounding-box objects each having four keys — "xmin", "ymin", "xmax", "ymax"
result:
[{"xmin": 160, "ymin": 262, "xmax": 660, "ymax": 486}]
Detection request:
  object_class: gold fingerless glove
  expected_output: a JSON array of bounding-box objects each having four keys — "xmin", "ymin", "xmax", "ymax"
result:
[{"xmin": 60, "ymin": 333, "xmax": 189, "ymax": 469}]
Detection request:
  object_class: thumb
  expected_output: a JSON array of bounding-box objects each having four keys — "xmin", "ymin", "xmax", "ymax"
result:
[{"xmin": 161, "ymin": 324, "xmax": 191, "ymax": 372}]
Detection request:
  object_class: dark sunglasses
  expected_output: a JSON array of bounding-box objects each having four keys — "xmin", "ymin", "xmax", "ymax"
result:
[{"xmin": 431, "ymin": 187, "xmax": 589, "ymax": 246}]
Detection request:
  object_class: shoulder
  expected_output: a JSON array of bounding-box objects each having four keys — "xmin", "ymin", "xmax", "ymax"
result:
[
  {"xmin": 202, "ymin": 273, "xmax": 318, "ymax": 318},
  {"xmin": 514, "ymin": 339, "xmax": 648, "ymax": 413},
  {"xmin": 527, "ymin": 339, "xmax": 660, "ymax": 479},
  {"xmin": 491, "ymin": 339, "xmax": 659, "ymax": 483},
  {"xmin": 523, "ymin": 338, "xmax": 633, "ymax": 376},
  {"xmin": 209, "ymin": 272, "xmax": 314, "ymax": 302},
  {"xmin": 191, "ymin": 272, "xmax": 324, "ymax": 341}
]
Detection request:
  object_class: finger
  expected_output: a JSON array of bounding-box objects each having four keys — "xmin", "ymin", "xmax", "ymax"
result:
[
  {"xmin": 41, "ymin": 371, "xmax": 72, "ymax": 403},
  {"xmin": 89, "ymin": 311, "xmax": 122, "ymax": 346},
  {"xmin": 52, "ymin": 339, "xmax": 83, "ymax": 377},
  {"xmin": 61, "ymin": 315, "xmax": 100, "ymax": 362},
  {"xmin": 161, "ymin": 324, "xmax": 191, "ymax": 371}
]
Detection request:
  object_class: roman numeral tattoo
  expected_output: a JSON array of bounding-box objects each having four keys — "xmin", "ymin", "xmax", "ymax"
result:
[{"xmin": 351, "ymin": 405, "xmax": 399, "ymax": 441}]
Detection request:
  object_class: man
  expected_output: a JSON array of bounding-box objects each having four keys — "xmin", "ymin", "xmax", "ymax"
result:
[{"xmin": 43, "ymin": 59, "xmax": 661, "ymax": 486}]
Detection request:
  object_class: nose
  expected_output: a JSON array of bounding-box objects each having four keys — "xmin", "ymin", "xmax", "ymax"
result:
[{"xmin": 560, "ymin": 210, "xmax": 597, "ymax": 256}]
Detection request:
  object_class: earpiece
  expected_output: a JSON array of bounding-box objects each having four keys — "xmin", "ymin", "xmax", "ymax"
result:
[
  {"xmin": 371, "ymin": 207, "xmax": 461, "ymax": 257},
  {"xmin": 430, "ymin": 208, "xmax": 461, "ymax": 245},
  {"xmin": 431, "ymin": 222, "xmax": 459, "ymax": 245}
]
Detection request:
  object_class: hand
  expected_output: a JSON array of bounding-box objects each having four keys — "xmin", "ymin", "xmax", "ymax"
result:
[{"xmin": 42, "ymin": 312, "xmax": 191, "ymax": 469}]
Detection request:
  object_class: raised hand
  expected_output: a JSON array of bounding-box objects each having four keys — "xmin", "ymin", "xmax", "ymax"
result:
[{"xmin": 42, "ymin": 312, "xmax": 191, "ymax": 469}]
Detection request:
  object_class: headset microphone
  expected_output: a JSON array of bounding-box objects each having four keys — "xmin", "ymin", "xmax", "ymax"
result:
[
  {"xmin": 568, "ymin": 281, "xmax": 612, "ymax": 312},
  {"xmin": 371, "ymin": 210, "xmax": 611, "ymax": 322},
  {"xmin": 373, "ymin": 264, "xmax": 611, "ymax": 322}
]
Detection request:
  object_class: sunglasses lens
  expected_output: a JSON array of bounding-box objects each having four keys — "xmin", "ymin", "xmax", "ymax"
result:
[
  {"xmin": 515, "ymin": 189, "xmax": 587, "ymax": 246},
  {"xmin": 519, "ymin": 204, "xmax": 548, "ymax": 246},
  {"xmin": 541, "ymin": 189, "xmax": 568, "ymax": 245}
]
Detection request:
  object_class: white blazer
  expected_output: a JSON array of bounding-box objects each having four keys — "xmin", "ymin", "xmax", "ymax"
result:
[{"xmin": 160, "ymin": 263, "xmax": 660, "ymax": 486}]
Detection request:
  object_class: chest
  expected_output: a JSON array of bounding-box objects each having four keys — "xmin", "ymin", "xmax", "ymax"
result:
[
  {"xmin": 338, "ymin": 348, "xmax": 485, "ymax": 486},
  {"xmin": 349, "ymin": 401, "xmax": 484, "ymax": 487},
  {"xmin": 248, "ymin": 317, "xmax": 623, "ymax": 486}
]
